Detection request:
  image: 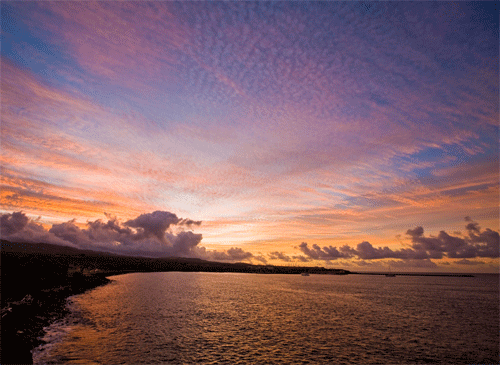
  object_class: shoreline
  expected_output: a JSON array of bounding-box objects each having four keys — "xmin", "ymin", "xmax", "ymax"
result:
[
  {"xmin": 1, "ymin": 274, "xmax": 111, "ymax": 365},
  {"xmin": 0, "ymin": 240, "xmax": 481, "ymax": 363},
  {"xmin": 0, "ymin": 240, "xmax": 348, "ymax": 364},
  {"xmin": 1, "ymin": 270, "xmax": 481, "ymax": 364},
  {"xmin": 351, "ymin": 272, "xmax": 475, "ymax": 277}
]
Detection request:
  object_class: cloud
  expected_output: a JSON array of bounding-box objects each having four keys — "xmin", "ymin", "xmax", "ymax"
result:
[
  {"xmin": 2, "ymin": 3, "xmax": 498, "ymax": 255},
  {"xmin": 355, "ymin": 241, "xmax": 399, "ymax": 260},
  {"xmin": 0, "ymin": 211, "xmax": 74, "ymax": 247},
  {"xmin": 268, "ymin": 251, "xmax": 292, "ymax": 262},
  {"xmin": 298, "ymin": 218, "xmax": 499, "ymax": 262},
  {"xmin": 0, "ymin": 211, "xmax": 265, "ymax": 264},
  {"xmin": 465, "ymin": 222, "xmax": 480, "ymax": 233},
  {"xmin": 407, "ymin": 218, "xmax": 499, "ymax": 259},
  {"xmin": 1, "ymin": 211, "xmax": 29, "ymax": 236},
  {"xmin": 454, "ymin": 259, "xmax": 485, "ymax": 266},
  {"xmin": 253, "ymin": 255, "xmax": 268, "ymax": 264},
  {"xmin": 350, "ymin": 258, "xmax": 438, "ymax": 269},
  {"xmin": 179, "ymin": 218, "xmax": 202, "ymax": 227},
  {"xmin": 351, "ymin": 260, "xmax": 384, "ymax": 268},
  {"xmin": 2, "ymin": 210, "xmax": 497, "ymax": 270},
  {"xmin": 49, "ymin": 220, "xmax": 94, "ymax": 247},
  {"xmin": 1, "ymin": 210, "xmax": 204, "ymax": 257},
  {"xmin": 267, "ymin": 254, "xmax": 314, "ymax": 263},
  {"xmin": 388, "ymin": 259, "xmax": 439, "ymax": 269},
  {"xmin": 125, "ymin": 211, "xmax": 181, "ymax": 241},
  {"xmin": 221, "ymin": 247, "xmax": 253, "ymax": 261},
  {"xmin": 298, "ymin": 240, "xmax": 433, "ymax": 262},
  {"xmin": 168, "ymin": 231, "xmax": 203, "ymax": 256},
  {"xmin": 201, "ymin": 246, "xmax": 266, "ymax": 264},
  {"xmin": 297, "ymin": 242, "xmax": 354, "ymax": 260},
  {"xmin": 21, "ymin": 2, "xmax": 189, "ymax": 85},
  {"xmin": 467, "ymin": 228, "xmax": 500, "ymax": 258}
]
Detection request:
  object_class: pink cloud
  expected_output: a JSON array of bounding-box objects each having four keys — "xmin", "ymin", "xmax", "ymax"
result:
[
  {"xmin": 1, "ymin": 211, "xmax": 263, "ymax": 264},
  {"xmin": 26, "ymin": 2, "xmax": 190, "ymax": 84}
]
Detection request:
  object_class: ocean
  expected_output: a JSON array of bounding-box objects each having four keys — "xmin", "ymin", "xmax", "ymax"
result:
[{"xmin": 32, "ymin": 272, "xmax": 499, "ymax": 364}]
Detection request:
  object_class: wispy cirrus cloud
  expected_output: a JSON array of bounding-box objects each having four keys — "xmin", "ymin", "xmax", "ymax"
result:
[{"xmin": 18, "ymin": 2, "xmax": 189, "ymax": 83}]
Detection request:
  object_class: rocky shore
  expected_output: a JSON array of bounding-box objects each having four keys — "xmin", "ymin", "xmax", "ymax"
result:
[
  {"xmin": 1, "ymin": 240, "xmax": 350, "ymax": 364},
  {"xmin": 1, "ymin": 273, "xmax": 111, "ymax": 365}
]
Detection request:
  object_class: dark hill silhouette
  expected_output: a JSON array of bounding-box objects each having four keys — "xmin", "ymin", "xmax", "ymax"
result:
[{"xmin": 1, "ymin": 239, "xmax": 349, "ymax": 364}]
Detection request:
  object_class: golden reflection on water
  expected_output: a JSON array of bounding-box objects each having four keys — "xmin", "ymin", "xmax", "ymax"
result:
[{"xmin": 33, "ymin": 273, "xmax": 499, "ymax": 364}]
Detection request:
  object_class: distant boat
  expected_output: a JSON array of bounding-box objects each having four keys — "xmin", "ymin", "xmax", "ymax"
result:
[
  {"xmin": 301, "ymin": 272, "xmax": 310, "ymax": 276},
  {"xmin": 385, "ymin": 267, "xmax": 396, "ymax": 277}
]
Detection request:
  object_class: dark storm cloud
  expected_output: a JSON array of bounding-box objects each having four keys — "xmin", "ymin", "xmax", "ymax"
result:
[{"xmin": 298, "ymin": 218, "xmax": 499, "ymax": 262}]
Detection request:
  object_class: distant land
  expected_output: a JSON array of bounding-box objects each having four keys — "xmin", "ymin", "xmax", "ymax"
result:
[
  {"xmin": 1, "ymin": 239, "xmax": 351, "ymax": 364},
  {"xmin": 1, "ymin": 239, "xmax": 351, "ymax": 287},
  {"xmin": 1, "ymin": 239, "xmax": 478, "ymax": 364}
]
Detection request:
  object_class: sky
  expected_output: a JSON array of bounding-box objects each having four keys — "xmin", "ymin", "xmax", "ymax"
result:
[{"xmin": 1, "ymin": 1, "xmax": 498, "ymax": 272}]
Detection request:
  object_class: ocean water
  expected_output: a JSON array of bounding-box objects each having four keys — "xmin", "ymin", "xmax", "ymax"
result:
[{"xmin": 33, "ymin": 272, "xmax": 499, "ymax": 364}]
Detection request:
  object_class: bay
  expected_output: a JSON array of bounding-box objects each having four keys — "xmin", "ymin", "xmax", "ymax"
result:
[{"xmin": 33, "ymin": 272, "xmax": 499, "ymax": 364}]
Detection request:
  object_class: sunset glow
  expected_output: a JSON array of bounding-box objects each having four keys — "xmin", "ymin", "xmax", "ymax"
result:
[{"xmin": 1, "ymin": 2, "xmax": 498, "ymax": 271}]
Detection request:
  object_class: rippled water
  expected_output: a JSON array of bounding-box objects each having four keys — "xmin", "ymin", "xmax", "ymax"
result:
[{"xmin": 33, "ymin": 272, "xmax": 499, "ymax": 364}]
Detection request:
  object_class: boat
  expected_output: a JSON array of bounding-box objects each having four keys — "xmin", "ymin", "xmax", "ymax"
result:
[
  {"xmin": 301, "ymin": 272, "xmax": 310, "ymax": 276},
  {"xmin": 385, "ymin": 267, "xmax": 396, "ymax": 277}
]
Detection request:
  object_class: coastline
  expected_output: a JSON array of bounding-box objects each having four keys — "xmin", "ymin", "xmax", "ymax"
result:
[
  {"xmin": 1, "ymin": 238, "xmax": 484, "ymax": 364},
  {"xmin": 1, "ymin": 274, "xmax": 111, "ymax": 365},
  {"xmin": 0, "ymin": 240, "xmax": 348, "ymax": 364}
]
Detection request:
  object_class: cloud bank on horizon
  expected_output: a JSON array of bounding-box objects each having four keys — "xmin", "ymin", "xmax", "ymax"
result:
[
  {"xmin": 296, "ymin": 218, "xmax": 499, "ymax": 261},
  {"xmin": 1, "ymin": 2, "xmax": 498, "ymax": 271},
  {"xmin": 1, "ymin": 211, "xmax": 497, "ymax": 269},
  {"xmin": 1, "ymin": 210, "xmax": 267, "ymax": 263}
]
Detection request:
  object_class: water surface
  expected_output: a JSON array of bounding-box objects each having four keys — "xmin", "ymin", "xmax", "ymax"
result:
[{"xmin": 33, "ymin": 272, "xmax": 499, "ymax": 364}]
